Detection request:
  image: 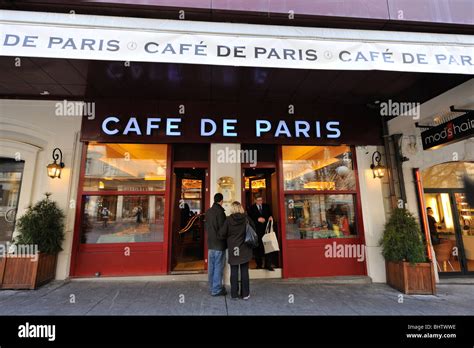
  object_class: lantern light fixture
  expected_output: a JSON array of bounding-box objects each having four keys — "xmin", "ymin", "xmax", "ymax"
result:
[
  {"xmin": 370, "ymin": 151, "xmax": 385, "ymax": 179},
  {"xmin": 47, "ymin": 148, "xmax": 65, "ymax": 179}
]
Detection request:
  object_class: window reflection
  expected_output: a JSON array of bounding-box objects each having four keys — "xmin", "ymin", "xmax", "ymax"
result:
[
  {"xmin": 81, "ymin": 195, "xmax": 165, "ymax": 243},
  {"xmin": 83, "ymin": 143, "xmax": 167, "ymax": 191},
  {"xmin": 282, "ymin": 146, "xmax": 355, "ymax": 191},
  {"xmin": 457, "ymin": 193, "xmax": 473, "ymax": 272},
  {"xmin": 422, "ymin": 162, "xmax": 474, "ymax": 189},
  {"xmin": 285, "ymin": 194, "xmax": 357, "ymax": 240},
  {"xmin": 0, "ymin": 158, "xmax": 24, "ymax": 243}
]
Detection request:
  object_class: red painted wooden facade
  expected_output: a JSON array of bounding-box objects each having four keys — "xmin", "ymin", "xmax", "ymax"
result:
[{"xmin": 70, "ymin": 143, "xmax": 367, "ymax": 278}]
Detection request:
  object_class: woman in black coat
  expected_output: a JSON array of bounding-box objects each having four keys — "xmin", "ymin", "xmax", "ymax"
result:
[{"xmin": 218, "ymin": 201, "xmax": 256, "ymax": 300}]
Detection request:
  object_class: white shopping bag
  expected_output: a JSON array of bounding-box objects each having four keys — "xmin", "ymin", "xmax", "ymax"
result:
[{"xmin": 262, "ymin": 220, "xmax": 280, "ymax": 254}]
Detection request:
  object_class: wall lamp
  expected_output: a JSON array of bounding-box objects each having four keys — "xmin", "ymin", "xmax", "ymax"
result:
[
  {"xmin": 370, "ymin": 151, "xmax": 385, "ymax": 179},
  {"xmin": 47, "ymin": 148, "xmax": 65, "ymax": 179}
]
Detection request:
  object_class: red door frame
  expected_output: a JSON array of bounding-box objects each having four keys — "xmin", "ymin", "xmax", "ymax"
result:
[
  {"xmin": 168, "ymin": 160, "xmax": 210, "ymax": 272},
  {"xmin": 69, "ymin": 142, "xmax": 87, "ymax": 277},
  {"xmin": 241, "ymin": 160, "xmax": 283, "ymax": 268},
  {"xmin": 278, "ymin": 145, "xmax": 367, "ymax": 279},
  {"xmin": 69, "ymin": 142, "xmax": 171, "ymax": 277},
  {"xmin": 413, "ymin": 168, "xmax": 433, "ymax": 261}
]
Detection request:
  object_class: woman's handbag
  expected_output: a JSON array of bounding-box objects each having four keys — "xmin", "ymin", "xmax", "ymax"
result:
[
  {"xmin": 262, "ymin": 219, "xmax": 280, "ymax": 254},
  {"xmin": 244, "ymin": 220, "xmax": 259, "ymax": 248}
]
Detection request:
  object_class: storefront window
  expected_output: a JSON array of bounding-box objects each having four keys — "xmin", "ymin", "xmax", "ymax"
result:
[
  {"xmin": 83, "ymin": 143, "xmax": 167, "ymax": 191},
  {"xmin": 80, "ymin": 195, "xmax": 165, "ymax": 243},
  {"xmin": 285, "ymin": 194, "xmax": 358, "ymax": 240},
  {"xmin": 282, "ymin": 145, "xmax": 355, "ymax": 191},
  {"xmin": 422, "ymin": 162, "xmax": 474, "ymax": 189},
  {"xmin": 422, "ymin": 162, "xmax": 474, "ymax": 273},
  {"xmin": 80, "ymin": 143, "xmax": 167, "ymax": 244},
  {"xmin": 282, "ymin": 146, "xmax": 360, "ymax": 240}
]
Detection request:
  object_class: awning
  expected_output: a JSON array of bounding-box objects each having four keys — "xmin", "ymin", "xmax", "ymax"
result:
[{"xmin": 1, "ymin": 10, "xmax": 473, "ymax": 74}]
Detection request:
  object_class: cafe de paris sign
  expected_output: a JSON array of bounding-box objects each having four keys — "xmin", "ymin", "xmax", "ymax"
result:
[{"xmin": 101, "ymin": 116, "xmax": 342, "ymax": 140}]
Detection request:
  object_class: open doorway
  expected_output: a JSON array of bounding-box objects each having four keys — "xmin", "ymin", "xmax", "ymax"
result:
[
  {"xmin": 243, "ymin": 166, "xmax": 280, "ymax": 270},
  {"xmin": 422, "ymin": 162, "xmax": 474, "ymax": 276},
  {"xmin": 170, "ymin": 168, "xmax": 207, "ymax": 273}
]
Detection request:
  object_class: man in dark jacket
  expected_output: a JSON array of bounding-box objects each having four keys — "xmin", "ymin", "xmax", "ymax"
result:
[
  {"xmin": 248, "ymin": 195, "xmax": 274, "ymax": 271},
  {"xmin": 205, "ymin": 193, "xmax": 227, "ymax": 296},
  {"xmin": 427, "ymin": 207, "xmax": 440, "ymax": 245}
]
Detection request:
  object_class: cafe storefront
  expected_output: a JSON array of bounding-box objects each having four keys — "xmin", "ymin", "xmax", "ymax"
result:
[
  {"xmin": 0, "ymin": 6, "xmax": 472, "ymax": 281},
  {"xmin": 70, "ymin": 100, "xmax": 379, "ymax": 278}
]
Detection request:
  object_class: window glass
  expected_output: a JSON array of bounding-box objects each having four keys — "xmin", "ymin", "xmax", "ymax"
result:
[
  {"xmin": 83, "ymin": 143, "xmax": 167, "ymax": 191},
  {"xmin": 282, "ymin": 146, "xmax": 355, "ymax": 191},
  {"xmin": 0, "ymin": 158, "xmax": 24, "ymax": 243},
  {"xmin": 285, "ymin": 194, "xmax": 358, "ymax": 240},
  {"xmin": 81, "ymin": 195, "xmax": 165, "ymax": 243},
  {"xmin": 422, "ymin": 162, "xmax": 474, "ymax": 189}
]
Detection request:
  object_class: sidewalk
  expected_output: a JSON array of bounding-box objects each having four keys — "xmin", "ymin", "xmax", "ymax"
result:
[{"xmin": 0, "ymin": 279, "xmax": 473, "ymax": 316}]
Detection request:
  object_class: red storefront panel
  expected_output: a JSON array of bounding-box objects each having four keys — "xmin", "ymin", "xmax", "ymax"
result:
[
  {"xmin": 285, "ymin": 239, "xmax": 367, "ymax": 278},
  {"xmin": 73, "ymin": 243, "xmax": 166, "ymax": 276},
  {"xmin": 278, "ymin": 145, "xmax": 367, "ymax": 279}
]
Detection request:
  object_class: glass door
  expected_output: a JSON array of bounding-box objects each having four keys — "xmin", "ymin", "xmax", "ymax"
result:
[
  {"xmin": 0, "ymin": 158, "xmax": 25, "ymax": 244},
  {"xmin": 454, "ymin": 193, "xmax": 473, "ymax": 273},
  {"xmin": 170, "ymin": 167, "xmax": 206, "ymax": 273},
  {"xmin": 424, "ymin": 190, "xmax": 472, "ymax": 275}
]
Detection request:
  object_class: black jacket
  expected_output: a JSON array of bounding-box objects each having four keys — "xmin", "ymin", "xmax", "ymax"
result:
[
  {"xmin": 248, "ymin": 203, "xmax": 272, "ymax": 236},
  {"xmin": 205, "ymin": 203, "xmax": 227, "ymax": 251},
  {"xmin": 218, "ymin": 213, "xmax": 255, "ymax": 265},
  {"xmin": 427, "ymin": 215, "xmax": 440, "ymax": 245}
]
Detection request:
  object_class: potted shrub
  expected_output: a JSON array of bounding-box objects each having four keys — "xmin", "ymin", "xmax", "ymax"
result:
[
  {"xmin": 379, "ymin": 208, "xmax": 436, "ymax": 295},
  {"xmin": 0, "ymin": 193, "xmax": 65, "ymax": 289}
]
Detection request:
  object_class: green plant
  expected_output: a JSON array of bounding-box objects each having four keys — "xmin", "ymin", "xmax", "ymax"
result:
[
  {"xmin": 379, "ymin": 208, "xmax": 427, "ymax": 264},
  {"xmin": 15, "ymin": 193, "xmax": 65, "ymax": 254}
]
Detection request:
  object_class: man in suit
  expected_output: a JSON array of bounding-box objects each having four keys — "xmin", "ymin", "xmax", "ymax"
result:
[{"xmin": 248, "ymin": 195, "xmax": 274, "ymax": 271}]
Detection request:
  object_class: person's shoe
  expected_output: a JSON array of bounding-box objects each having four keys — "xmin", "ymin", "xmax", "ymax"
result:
[
  {"xmin": 231, "ymin": 296, "xmax": 239, "ymax": 300},
  {"xmin": 242, "ymin": 295, "xmax": 250, "ymax": 300},
  {"xmin": 266, "ymin": 266, "xmax": 275, "ymax": 271},
  {"xmin": 212, "ymin": 289, "xmax": 227, "ymax": 296},
  {"xmin": 256, "ymin": 265, "xmax": 263, "ymax": 269}
]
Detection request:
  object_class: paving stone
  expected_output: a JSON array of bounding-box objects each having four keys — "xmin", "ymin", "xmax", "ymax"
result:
[{"xmin": 0, "ymin": 280, "xmax": 472, "ymax": 315}]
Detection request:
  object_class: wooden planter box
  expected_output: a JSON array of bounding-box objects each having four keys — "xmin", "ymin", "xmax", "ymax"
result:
[
  {"xmin": 386, "ymin": 261, "xmax": 436, "ymax": 295},
  {"xmin": 0, "ymin": 253, "xmax": 57, "ymax": 290}
]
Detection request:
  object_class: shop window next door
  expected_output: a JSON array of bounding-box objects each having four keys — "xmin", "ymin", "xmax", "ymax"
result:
[
  {"xmin": 0, "ymin": 158, "xmax": 24, "ymax": 244},
  {"xmin": 425, "ymin": 190, "xmax": 474, "ymax": 275}
]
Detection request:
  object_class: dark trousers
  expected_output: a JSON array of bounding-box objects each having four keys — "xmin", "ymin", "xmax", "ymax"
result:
[
  {"xmin": 255, "ymin": 235, "xmax": 273, "ymax": 268},
  {"xmin": 230, "ymin": 262, "xmax": 249, "ymax": 298}
]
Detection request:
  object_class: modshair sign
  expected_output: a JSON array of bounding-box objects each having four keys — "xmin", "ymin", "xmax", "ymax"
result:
[
  {"xmin": 421, "ymin": 112, "xmax": 474, "ymax": 150},
  {"xmin": 0, "ymin": 11, "xmax": 473, "ymax": 75}
]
